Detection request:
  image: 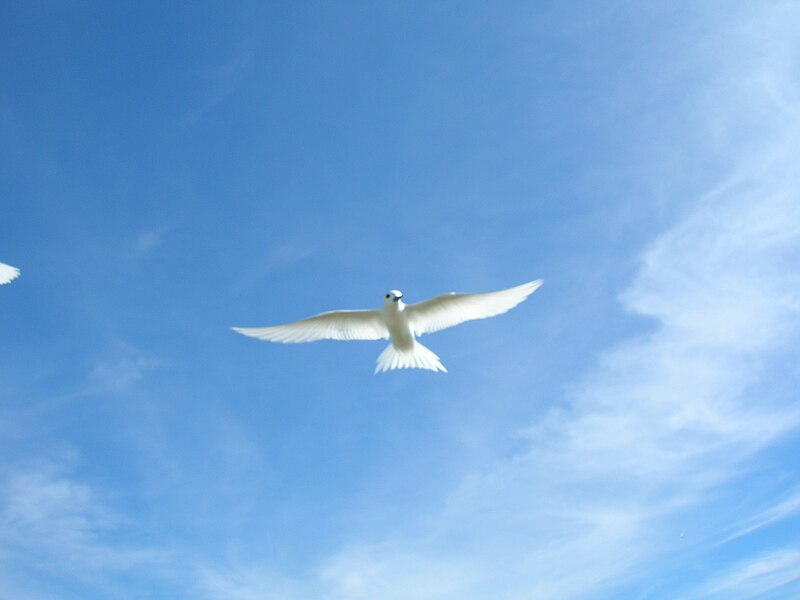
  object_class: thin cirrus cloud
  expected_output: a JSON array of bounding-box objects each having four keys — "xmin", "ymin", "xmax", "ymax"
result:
[
  {"xmin": 692, "ymin": 548, "xmax": 800, "ymax": 600},
  {"xmin": 230, "ymin": 237, "xmax": 320, "ymax": 297},
  {"xmin": 720, "ymin": 487, "xmax": 800, "ymax": 546},
  {"xmin": 182, "ymin": 40, "xmax": 255, "ymax": 127},
  {"xmin": 0, "ymin": 465, "xmax": 164, "ymax": 585},
  {"xmin": 130, "ymin": 224, "xmax": 175, "ymax": 259}
]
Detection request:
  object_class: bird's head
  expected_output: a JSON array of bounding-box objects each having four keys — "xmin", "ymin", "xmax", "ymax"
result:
[{"xmin": 384, "ymin": 290, "xmax": 404, "ymax": 305}]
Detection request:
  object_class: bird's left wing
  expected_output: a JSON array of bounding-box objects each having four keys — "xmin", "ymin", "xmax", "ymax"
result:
[
  {"xmin": 232, "ymin": 309, "xmax": 388, "ymax": 343},
  {"xmin": 0, "ymin": 263, "xmax": 20, "ymax": 285},
  {"xmin": 406, "ymin": 279, "xmax": 542, "ymax": 336}
]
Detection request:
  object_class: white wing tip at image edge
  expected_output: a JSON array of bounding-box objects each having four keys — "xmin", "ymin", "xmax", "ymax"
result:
[{"xmin": 0, "ymin": 263, "xmax": 20, "ymax": 285}]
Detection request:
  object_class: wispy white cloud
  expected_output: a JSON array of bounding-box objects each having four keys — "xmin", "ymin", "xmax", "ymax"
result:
[
  {"xmin": 0, "ymin": 460, "xmax": 165, "ymax": 594},
  {"xmin": 720, "ymin": 487, "xmax": 800, "ymax": 545},
  {"xmin": 694, "ymin": 548, "xmax": 800, "ymax": 599},
  {"xmin": 130, "ymin": 223, "xmax": 174, "ymax": 259},
  {"xmin": 183, "ymin": 40, "xmax": 254, "ymax": 126},
  {"xmin": 231, "ymin": 237, "xmax": 319, "ymax": 296},
  {"xmin": 87, "ymin": 354, "xmax": 159, "ymax": 395},
  {"xmin": 197, "ymin": 566, "xmax": 308, "ymax": 600},
  {"xmin": 6, "ymin": 344, "xmax": 163, "ymax": 429}
]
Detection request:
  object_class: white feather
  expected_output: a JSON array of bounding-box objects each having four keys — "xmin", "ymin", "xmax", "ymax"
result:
[
  {"xmin": 232, "ymin": 309, "xmax": 388, "ymax": 343},
  {"xmin": 0, "ymin": 263, "xmax": 20, "ymax": 285},
  {"xmin": 406, "ymin": 279, "xmax": 543, "ymax": 336},
  {"xmin": 375, "ymin": 341, "xmax": 446, "ymax": 373}
]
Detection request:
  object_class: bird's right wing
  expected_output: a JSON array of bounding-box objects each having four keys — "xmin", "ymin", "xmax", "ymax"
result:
[
  {"xmin": 0, "ymin": 263, "xmax": 19, "ymax": 285},
  {"xmin": 232, "ymin": 309, "xmax": 388, "ymax": 343},
  {"xmin": 406, "ymin": 279, "xmax": 542, "ymax": 336}
]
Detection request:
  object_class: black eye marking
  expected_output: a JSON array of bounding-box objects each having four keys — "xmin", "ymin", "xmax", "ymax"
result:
[{"xmin": 386, "ymin": 293, "xmax": 391, "ymax": 298}]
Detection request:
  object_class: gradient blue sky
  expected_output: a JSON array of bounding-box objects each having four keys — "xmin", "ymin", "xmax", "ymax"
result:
[{"xmin": 2, "ymin": 2, "xmax": 800, "ymax": 599}]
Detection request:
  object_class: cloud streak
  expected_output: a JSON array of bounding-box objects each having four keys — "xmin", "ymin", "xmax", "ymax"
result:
[
  {"xmin": 183, "ymin": 40, "xmax": 254, "ymax": 126},
  {"xmin": 694, "ymin": 548, "xmax": 800, "ymax": 599},
  {"xmin": 0, "ymin": 461, "xmax": 166, "ymax": 595},
  {"xmin": 721, "ymin": 487, "xmax": 800, "ymax": 545}
]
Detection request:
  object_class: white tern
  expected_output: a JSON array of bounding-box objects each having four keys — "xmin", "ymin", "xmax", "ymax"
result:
[
  {"xmin": 0, "ymin": 263, "xmax": 19, "ymax": 285},
  {"xmin": 233, "ymin": 279, "xmax": 542, "ymax": 373}
]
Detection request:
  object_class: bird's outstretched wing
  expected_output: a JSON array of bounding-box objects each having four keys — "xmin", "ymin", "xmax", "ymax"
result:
[
  {"xmin": 0, "ymin": 263, "xmax": 19, "ymax": 285},
  {"xmin": 232, "ymin": 309, "xmax": 389, "ymax": 343},
  {"xmin": 406, "ymin": 279, "xmax": 542, "ymax": 336}
]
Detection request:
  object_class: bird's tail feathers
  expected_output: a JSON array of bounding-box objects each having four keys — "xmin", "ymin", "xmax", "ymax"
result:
[{"xmin": 375, "ymin": 341, "xmax": 447, "ymax": 374}]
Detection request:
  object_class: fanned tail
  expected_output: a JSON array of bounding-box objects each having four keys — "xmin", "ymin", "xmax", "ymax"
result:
[{"xmin": 374, "ymin": 341, "xmax": 447, "ymax": 374}]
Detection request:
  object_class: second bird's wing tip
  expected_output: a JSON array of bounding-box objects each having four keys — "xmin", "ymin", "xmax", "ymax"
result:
[{"xmin": 0, "ymin": 263, "xmax": 20, "ymax": 285}]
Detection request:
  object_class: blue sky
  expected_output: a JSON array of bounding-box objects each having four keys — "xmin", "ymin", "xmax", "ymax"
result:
[{"xmin": 2, "ymin": 1, "xmax": 800, "ymax": 598}]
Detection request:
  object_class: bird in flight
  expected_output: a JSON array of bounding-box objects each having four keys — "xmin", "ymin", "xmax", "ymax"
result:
[
  {"xmin": 0, "ymin": 263, "xmax": 19, "ymax": 285},
  {"xmin": 233, "ymin": 279, "xmax": 542, "ymax": 373}
]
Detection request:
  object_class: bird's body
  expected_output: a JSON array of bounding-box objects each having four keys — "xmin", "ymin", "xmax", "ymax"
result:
[
  {"xmin": 233, "ymin": 279, "xmax": 542, "ymax": 373},
  {"xmin": 375, "ymin": 289, "xmax": 446, "ymax": 372},
  {"xmin": 381, "ymin": 290, "xmax": 413, "ymax": 350}
]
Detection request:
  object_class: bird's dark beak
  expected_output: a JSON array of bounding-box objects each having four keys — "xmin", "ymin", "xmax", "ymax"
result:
[{"xmin": 393, "ymin": 296, "xmax": 402, "ymax": 302}]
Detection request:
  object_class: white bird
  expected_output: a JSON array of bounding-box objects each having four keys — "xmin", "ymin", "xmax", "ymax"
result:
[
  {"xmin": 0, "ymin": 263, "xmax": 20, "ymax": 285},
  {"xmin": 233, "ymin": 279, "xmax": 542, "ymax": 373}
]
